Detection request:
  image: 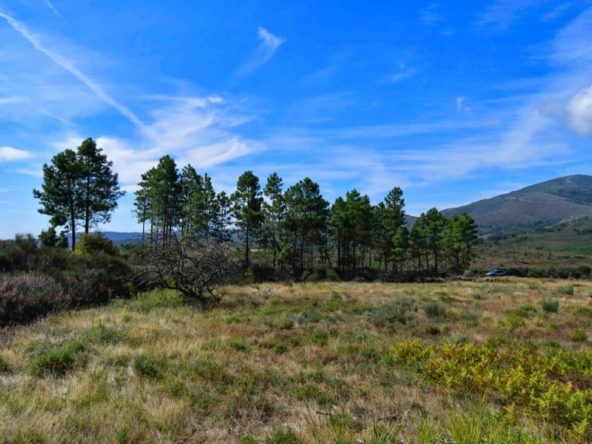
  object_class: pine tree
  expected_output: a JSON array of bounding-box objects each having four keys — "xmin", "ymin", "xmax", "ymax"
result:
[
  {"xmin": 231, "ymin": 171, "xmax": 263, "ymax": 268},
  {"xmin": 262, "ymin": 173, "xmax": 286, "ymax": 268},
  {"xmin": 34, "ymin": 139, "xmax": 124, "ymax": 251},
  {"xmin": 33, "ymin": 149, "xmax": 83, "ymax": 251},
  {"xmin": 424, "ymin": 208, "xmax": 447, "ymax": 274},
  {"xmin": 77, "ymin": 138, "xmax": 124, "ymax": 234},
  {"xmin": 151, "ymin": 156, "xmax": 182, "ymax": 246},
  {"xmin": 283, "ymin": 178, "xmax": 329, "ymax": 276},
  {"xmin": 212, "ymin": 191, "xmax": 233, "ymax": 243},
  {"xmin": 383, "ymin": 187, "xmax": 407, "ymax": 271}
]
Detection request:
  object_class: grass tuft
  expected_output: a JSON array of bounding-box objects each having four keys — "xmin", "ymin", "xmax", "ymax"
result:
[
  {"xmin": 132, "ymin": 353, "xmax": 165, "ymax": 379},
  {"xmin": 29, "ymin": 339, "xmax": 86, "ymax": 377},
  {"xmin": 424, "ymin": 302, "xmax": 446, "ymax": 319},
  {"xmin": 541, "ymin": 297, "xmax": 560, "ymax": 313}
]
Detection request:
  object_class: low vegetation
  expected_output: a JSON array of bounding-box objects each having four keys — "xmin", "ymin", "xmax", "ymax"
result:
[{"xmin": 1, "ymin": 279, "xmax": 592, "ymax": 442}]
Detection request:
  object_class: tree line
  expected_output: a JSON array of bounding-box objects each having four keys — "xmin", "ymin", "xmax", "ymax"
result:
[
  {"xmin": 132, "ymin": 155, "xmax": 478, "ymax": 278},
  {"xmin": 32, "ymin": 140, "xmax": 478, "ymax": 278}
]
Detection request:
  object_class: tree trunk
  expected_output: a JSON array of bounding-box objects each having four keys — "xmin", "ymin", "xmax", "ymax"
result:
[
  {"xmin": 245, "ymin": 225, "xmax": 250, "ymax": 268},
  {"xmin": 70, "ymin": 209, "xmax": 76, "ymax": 251}
]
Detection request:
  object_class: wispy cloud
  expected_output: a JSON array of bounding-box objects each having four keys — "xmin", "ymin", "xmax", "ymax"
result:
[
  {"xmin": 479, "ymin": 0, "xmax": 541, "ymax": 28},
  {"xmin": 284, "ymin": 93, "xmax": 355, "ymax": 124},
  {"xmin": 47, "ymin": 94, "xmax": 261, "ymax": 190},
  {"xmin": 542, "ymin": 2, "xmax": 572, "ymax": 21},
  {"xmin": 0, "ymin": 96, "xmax": 27, "ymax": 104},
  {"xmin": 12, "ymin": 167, "xmax": 43, "ymax": 177},
  {"xmin": 456, "ymin": 96, "xmax": 473, "ymax": 113},
  {"xmin": 384, "ymin": 65, "xmax": 416, "ymax": 83},
  {"xmin": 420, "ymin": 4, "xmax": 440, "ymax": 24},
  {"xmin": 0, "ymin": 10, "xmax": 150, "ymax": 136},
  {"xmin": 236, "ymin": 27, "xmax": 284, "ymax": 77},
  {"xmin": 0, "ymin": 146, "xmax": 33, "ymax": 161},
  {"xmin": 42, "ymin": 0, "xmax": 61, "ymax": 16},
  {"xmin": 479, "ymin": 0, "xmax": 581, "ymax": 28}
]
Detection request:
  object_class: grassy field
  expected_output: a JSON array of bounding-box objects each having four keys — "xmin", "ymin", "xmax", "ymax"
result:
[{"xmin": 2, "ymin": 279, "xmax": 592, "ymax": 443}]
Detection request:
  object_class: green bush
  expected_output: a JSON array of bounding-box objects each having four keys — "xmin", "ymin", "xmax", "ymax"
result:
[
  {"xmin": 310, "ymin": 329, "xmax": 329, "ymax": 346},
  {"xmin": 367, "ymin": 300, "xmax": 415, "ymax": 330},
  {"xmin": 0, "ymin": 355, "xmax": 9, "ymax": 373},
  {"xmin": 29, "ymin": 340, "xmax": 86, "ymax": 377},
  {"xmin": 75, "ymin": 232, "xmax": 119, "ymax": 256},
  {"xmin": 133, "ymin": 354, "xmax": 165, "ymax": 379},
  {"xmin": 556, "ymin": 284, "xmax": 575, "ymax": 296},
  {"xmin": 83, "ymin": 324, "xmax": 122, "ymax": 345},
  {"xmin": 541, "ymin": 297, "xmax": 560, "ymax": 313},
  {"xmin": 571, "ymin": 330, "xmax": 588, "ymax": 342}
]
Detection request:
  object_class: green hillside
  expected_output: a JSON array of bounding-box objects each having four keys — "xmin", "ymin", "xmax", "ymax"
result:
[{"xmin": 443, "ymin": 175, "xmax": 592, "ymax": 231}]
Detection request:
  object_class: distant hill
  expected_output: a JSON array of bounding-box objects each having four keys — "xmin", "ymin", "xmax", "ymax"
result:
[
  {"xmin": 443, "ymin": 175, "xmax": 592, "ymax": 231},
  {"xmin": 67, "ymin": 232, "xmax": 143, "ymax": 247},
  {"xmin": 405, "ymin": 215, "xmax": 418, "ymax": 227}
]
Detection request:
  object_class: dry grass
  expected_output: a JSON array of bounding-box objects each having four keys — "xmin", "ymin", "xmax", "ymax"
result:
[{"xmin": 1, "ymin": 279, "xmax": 592, "ymax": 443}]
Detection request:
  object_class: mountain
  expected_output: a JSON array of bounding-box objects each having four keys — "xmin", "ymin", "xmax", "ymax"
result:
[{"xmin": 443, "ymin": 175, "xmax": 592, "ymax": 231}]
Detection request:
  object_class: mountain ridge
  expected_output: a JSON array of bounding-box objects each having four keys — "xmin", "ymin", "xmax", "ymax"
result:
[{"xmin": 442, "ymin": 174, "xmax": 592, "ymax": 230}]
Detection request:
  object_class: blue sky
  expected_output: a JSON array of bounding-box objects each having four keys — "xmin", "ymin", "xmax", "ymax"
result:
[{"xmin": 1, "ymin": 0, "xmax": 592, "ymax": 237}]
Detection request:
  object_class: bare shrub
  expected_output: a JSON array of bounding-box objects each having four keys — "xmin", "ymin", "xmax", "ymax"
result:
[{"xmin": 134, "ymin": 236, "xmax": 239, "ymax": 308}]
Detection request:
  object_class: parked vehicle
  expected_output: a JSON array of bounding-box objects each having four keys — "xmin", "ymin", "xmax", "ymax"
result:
[{"xmin": 486, "ymin": 268, "xmax": 507, "ymax": 276}]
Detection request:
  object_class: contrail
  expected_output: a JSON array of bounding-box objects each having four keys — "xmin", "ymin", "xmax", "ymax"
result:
[
  {"xmin": 42, "ymin": 0, "xmax": 61, "ymax": 16},
  {"xmin": 0, "ymin": 9, "xmax": 152, "ymax": 138}
]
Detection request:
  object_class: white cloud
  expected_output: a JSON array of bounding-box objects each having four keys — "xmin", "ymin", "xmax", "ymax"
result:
[
  {"xmin": 456, "ymin": 96, "xmax": 473, "ymax": 113},
  {"xmin": 42, "ymin": 95, "xmax": 263, "ymax": 190},
  {"xmin": 566, "ymin": 84, "xmax": 592, "ymax": 134},
  {"xmin": 0, "ymin": 146, "xmax": 33, "ymax": 161},
  {"xmin": 12, "ymin": 168, "xmax": 43, "ymax": 177},
  {"xmin": 236, "ymin": 27, "xmax": 284, "ymax": 77}
]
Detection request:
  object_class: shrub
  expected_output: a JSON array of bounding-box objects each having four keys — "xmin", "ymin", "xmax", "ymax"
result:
[
  {"xmin": 310, "ymin": 329, "xmax": 329, "ymax": 347},
  {"xmin": 135, "ymin": 237, "xmax": 237, "ymax": 307},
  {"xmin": 29, "ymin": 340, "xmax": 86, "ymax": 377},
  {"xmin": 426, "ymin": 324, "xmax": 442, "ymax": 335},
  {"xmin": 367, "ymin": 301, "xmax": 414, "ymax": 330},
  {"xmin": 0, "ymin": 273, "xmax": 69, "ymax": 326},
  {"xmin": 0, "ymin": 355, "xmax": 9, "ymax": 373},
  {"xmin": 0, "ymin": 238, "xmax": 133, "ymax": 326},
  {"xmin": 556, "ymin": 284, "xmax": 575, "ymax": 296},
  {"xmin": 541, "ymin": 297, "xmax": 560, "ymax": 313},
  {"xmin": 394, "ymin": 339, "xmax": 592, "ymax": 433},
  {"xmin": 424, "ymin": 303, "xmax": 446, "ymax": 319},
  {"xmin": 571, "ymin": 330, "xmax": 588, "ymax": 342},
  {"xmin": 133, "ymin": 354, "xmax": 165, "ymax": 379},
  {"xmin": 75, "ymin": 232, "xmax": 119, "ymax": 256},
  {"xmin": 83, "ymin": 324, "xmax": 122, "ymax": 345}
]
